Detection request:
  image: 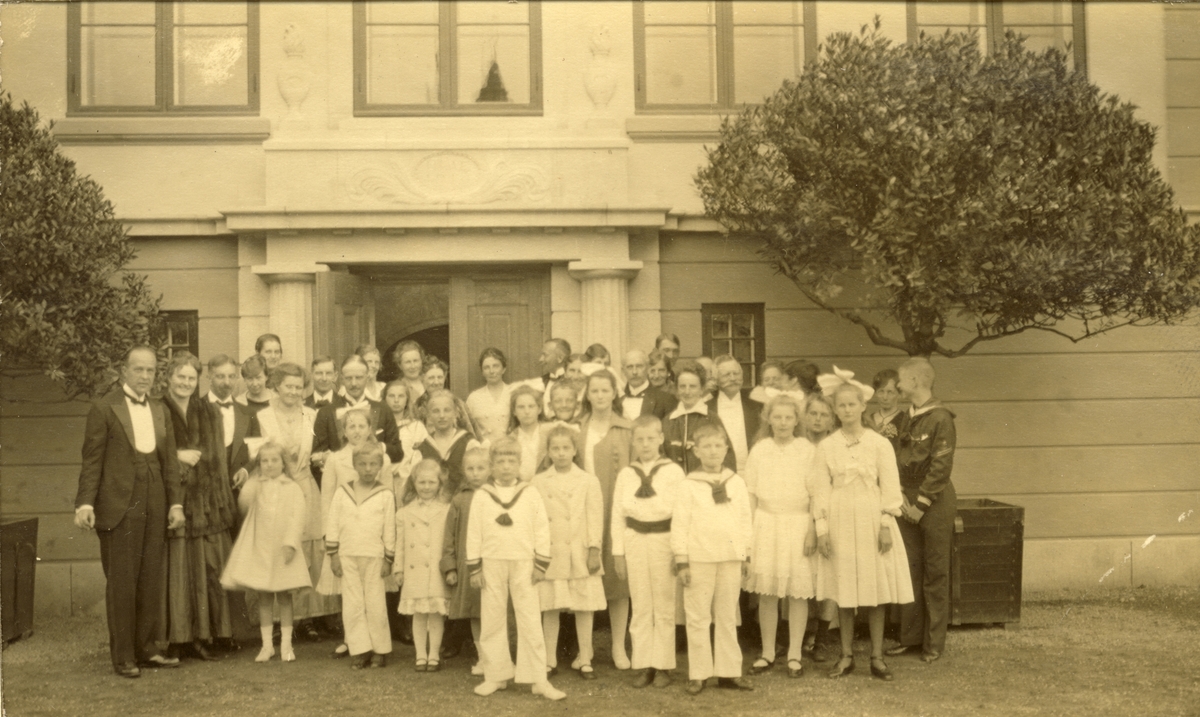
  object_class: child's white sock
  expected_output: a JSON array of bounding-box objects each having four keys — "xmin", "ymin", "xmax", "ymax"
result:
[
  {"xmin": 257, "ymin": 626, "xmax": 275, "ymax": 662},
  {"xmin": 280, "ymin": 626, "xmax": 295, "ymax": 662}
]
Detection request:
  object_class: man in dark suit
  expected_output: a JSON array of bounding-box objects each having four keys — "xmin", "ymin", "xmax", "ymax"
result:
[
  {"xmin": 75, "ymin": 346, "xmax": 186, "ymax": 678},
  {"xmin": 707, "ymin": 355, "xmax": 761, "ymax": 474},
  {"xmin": 618, "ymin": 349, "xmax": 677, "ymax": 421},
  {"xmin": 205, "ymin": 354, "xmax": 256, "ymax": 488},
  {"xmin": 305, "ymin": 355, "xmax": 337, "ymax": 410},
  {"xmin": 312, "ymin": 354, "xmax": 402, "ymax": 471}
]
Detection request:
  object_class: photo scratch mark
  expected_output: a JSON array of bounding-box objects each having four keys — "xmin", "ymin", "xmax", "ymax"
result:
[
  {"xmin": 1142, "ymin": 535, "xmax": 1156, "ymax": 549},
  {"xmin": 1179, "ymin": 510, "xmax": 1194, "ymax": 523},
  {"xmin": 1099, "ymin": 567, "xmax": 1115, "ymax": 583}
]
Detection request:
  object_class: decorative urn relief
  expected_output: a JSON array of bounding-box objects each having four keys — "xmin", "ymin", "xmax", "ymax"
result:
[
  {"xmin": 584, "ymin": 25, "xmax": 617, "ymax": 110},
  {"xmin": 347, "ymin": 152, "xmax": 551, "ymax": 205},
  {"xmin": 278, "ymin": 24, "xmax": 311, "ymax": 124}
]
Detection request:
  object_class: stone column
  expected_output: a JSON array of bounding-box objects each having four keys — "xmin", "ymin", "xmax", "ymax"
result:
[
  {"xmin": 251, "ymin": 264, "xmax": 328, "ymax": 369},
  {"xmin": 568, "ymin": 260, "xmax": 642, "ymax": 362}
]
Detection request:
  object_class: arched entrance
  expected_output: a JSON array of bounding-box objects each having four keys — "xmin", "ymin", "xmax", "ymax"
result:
[{"xmin": 380, "ymin": 324, "xmax": 450, "ymax": 383}]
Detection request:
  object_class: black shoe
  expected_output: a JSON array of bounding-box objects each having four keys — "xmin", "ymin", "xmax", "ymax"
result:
[
  {"xmin": 213, "ymin": 638, "xmax": 241, "ymax": 654},
  {"xmin": 370, "ymin": 654, "xmax": 387, "ymax": 668},
  {"xmin": 115, "ymin": 662, "xmax": 141, "ymax": 679},
  {"xmin": 716, "ymin": 677, "xmax": 753, "ymax": 691},
  {"xmin": 297, "ymin": 621, "xmax": 321, "ymax": 642},
  {"xmin": 632, "ymin": 668, "xmax": 655, "ymax": 688},
  {"xmin": 885, "ymin": 644, "xmax": 922, "ymax": 657},
  {"xmin": 578, "ymin": 664, "xmax": 597, "ymax": 680},
  {"xmin": 440, "ymin": 640, "xmax": 460, "ymax": 659},
  {"xmin": 828, "ymin": 655, "xmax": 855, "ymax": 678},
  {"xmin": 686, "ymin": 679, "xmax": 705, "ymax": 695},
  {"xmin": 870, "ymin": 656, "xmax": 894, "ymax": 681},
  {"xmin": 748, "ymin": 657, "xmax": 774, "ymax": 675},
  {"xmin": 138, "ymin": 654, "xmax": 181, "ymax": 669},
  {"xmin": 191, "ymin": 642, "xmax": 221, "ymax": 661},
  {"xmin": 351, "ymin": 654, "xmax": 371, "ymax": 670},
  {"xmin": 787, "ymin": 659, "xmax": 804, "ymax": 678},
  {"xmin": 920, "ymin": 650, "xmax": 941, "ymax": 664}
]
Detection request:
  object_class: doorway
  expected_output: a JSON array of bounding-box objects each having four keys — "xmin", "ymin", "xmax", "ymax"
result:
[{"xmin": 316, "ymin": 264, "xmax": 550, "ymax": 397}]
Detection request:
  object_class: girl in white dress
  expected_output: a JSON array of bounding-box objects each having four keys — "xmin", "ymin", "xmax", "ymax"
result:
[
  {"xmin": 508, "ymin": 385, "xmax": 546, "ymax": 481},
  {"xmin": 384, "ymin": 379, "xmax": 429, "ymax": 488},
  {"xmin": 533, "ymin": 426, "xmax": 607, "ymax": 679},
  {"xmin": 814, "ymin": 378, "xmax": 914, "ymax": 682},
  {"xmin": 745, "ymin": 394, "xmax": 820, "ymax": 679},
  {"xmin": 221, "ymin": 440, "xmax": 311, "ymax": 662}
]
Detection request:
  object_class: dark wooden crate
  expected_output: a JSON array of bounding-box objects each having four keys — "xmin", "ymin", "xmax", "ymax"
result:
[
  {"xmin": 951, "ymin": 499, "xmax": 1023, "ymax": 627},
  {"xmin": 2, "ymin": 517, "xmax": 38, "ymax": 644}
]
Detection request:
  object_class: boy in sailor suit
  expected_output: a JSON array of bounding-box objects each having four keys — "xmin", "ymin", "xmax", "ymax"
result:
[
  {"xmin": 611, "ymin": 415, "xmax": 685, "ymax": 688},
  {"xmin": 466, "ymin": 437, "xmax": 566, "ymax": 701}
]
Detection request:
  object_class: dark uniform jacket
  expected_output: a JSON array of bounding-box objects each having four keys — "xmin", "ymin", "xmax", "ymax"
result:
[{"xmin": 896, "ymin": 400, "xmax": 956, "ymax": 510}]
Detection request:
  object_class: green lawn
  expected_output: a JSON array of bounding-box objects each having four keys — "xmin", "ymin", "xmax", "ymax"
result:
[{"xmin": 3, "ymin": 586, "xmax": 1198, "ymax": 717}]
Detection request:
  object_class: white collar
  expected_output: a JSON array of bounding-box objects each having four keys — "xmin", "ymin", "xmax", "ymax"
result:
[
  {"xmin": 339, "ymin": 387, "xmax": 370, "ymax": 404},
  {"xmin": 909, "ymin": 399, "xmax": 941, "ymax": 418},
  {"xmin": 123, "ymin": 384, "xmax": 148, "ymax": 403},
  {"xmin": 208, "ymin": 391, "xmax": 234, "ymax": 405},
  {"xmin": 668, "ymin": 401, "xmax": 708, "ymax": 420},
  {"xmin": 718, "ymin": 391, "xmax": 741, "ymax": 405},
  {"xmin": 312, "ymin": 389, "xmax": 334, "ymax": 402},
  {"xmin": 625, "ymin": 381, "xmax": 648, "ymax": 397}
]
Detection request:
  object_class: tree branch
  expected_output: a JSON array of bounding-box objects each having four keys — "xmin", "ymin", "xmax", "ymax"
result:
[{"xmin": 785, "ymin": 276, "xmax": 915, "ymax": 354}]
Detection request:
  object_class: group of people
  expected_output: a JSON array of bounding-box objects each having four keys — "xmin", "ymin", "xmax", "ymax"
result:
[{"xmin": 74, "ymin": 331, "xmax": 958, "ymax": 702}]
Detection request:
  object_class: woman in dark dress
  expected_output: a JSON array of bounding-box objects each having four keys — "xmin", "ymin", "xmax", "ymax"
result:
[{"xmin": 163, "ymin": 352, "xmax": 239, "ymax": 659}]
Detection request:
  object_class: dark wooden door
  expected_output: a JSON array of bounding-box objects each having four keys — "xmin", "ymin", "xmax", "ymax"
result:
[
  {"xmin": 314, "ymin": 269, "xmax": 374, "ymax": 366},
  {"xmin": 449, "ymin": 268, "xmax": 548, "ymax": 396}
]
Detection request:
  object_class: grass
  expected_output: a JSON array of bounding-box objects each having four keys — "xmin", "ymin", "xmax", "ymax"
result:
[{"xmin": 2, "ymin": 586, "xmax": 1198, "ymax": 717}]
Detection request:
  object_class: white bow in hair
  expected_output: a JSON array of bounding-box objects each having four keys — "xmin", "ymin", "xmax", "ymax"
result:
[
  {"xmin": 817, "ymin": 366, "xmax": 875, "ymax": 402},
  {"xmin": 748, "ymin": 385, "xmax": 808, "ymax": 404}
]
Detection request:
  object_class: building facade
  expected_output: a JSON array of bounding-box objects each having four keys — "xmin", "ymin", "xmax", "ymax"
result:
[{"xmin": 1, "ymin": 1, "xmax": 1197, "ymax": 618}]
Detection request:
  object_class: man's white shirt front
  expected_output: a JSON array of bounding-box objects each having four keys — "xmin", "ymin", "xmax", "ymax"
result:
[{"xmin": 717, "ymin": 391, "xmax": 748, "ymax": 471}]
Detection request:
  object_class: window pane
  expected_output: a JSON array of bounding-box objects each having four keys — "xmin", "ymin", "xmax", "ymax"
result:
[
  {"xmin": 83, "ymin": 2, "xmax": 155, "ymax": 25},
  {"xmin": 733, "ymin": 314, "xmax": 755, "ymax": 338},
  {"xmin": 81, "ymin": 26, "xmax": 157, "ymax": 106},
  {"xmin": 174, "ymin": 26, "xmax": 248, "ymax": 106},
  {"xmin": 713, "ymin": 339, "xmax": 732, "ymax": 357},
  {"xmin": 457, "ymin": 0, "xmax": 529, "ymax": 25},
  {"xmin": 732, "ymin": 339, "xmax": 754, "ymax": 362},
  {"xmin": 367, "ymin": 1, "xmax": 439, "ymax": 25},
  {"xmin": 174, "ymin": 2, "xmax": 246, "ymax": 26},
  {"xmin": 915, "ymin": 1, "xmax": 987, "ymax": 27},
  {"xmin": 1008, "ymin": 24, "xmax": 1074, "ymax": 67},
  {"xmin": 742, "ymin": 363, "xmax": 755, "ymax": 388},
  {"xmin": 168, "ymin": 320, "xmax": 191, "ymax": 346},
  {"xmin": 734, "ymin": 25, "xmax": 802, "ymax": 103},
  {"xmin": 457, "ymin": 25, "xmax": 531, "ymax": 104},
  {"xmin": 1002, "ymin": 1, "xmax": 1070, "ymax": 26},
  {"xmin": 732, "ymin": 1, "xmax": 802, "ymax": 25},
  {"xmin": 711, "ymin": 315, "xmax": 731, "ymax": 338},
  {"xmin": 645, "ymin": 26, "xmax": 717, "ymax": 105},
  {"xmin": 367, "ymin": 26, "xmax": 440, "ymax": 104},
  {"xmin": 644, "ymin": 1, "xmax": 715, "ymax": 26}
]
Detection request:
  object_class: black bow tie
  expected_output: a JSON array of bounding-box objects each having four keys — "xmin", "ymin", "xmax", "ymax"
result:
[
  {"xmin": 215, "ymin": 400, "xmax": 234, "ymax": 409},
  {"xmin": 127, "ymin": 394, "xmax": 148, "ymax": 407}
]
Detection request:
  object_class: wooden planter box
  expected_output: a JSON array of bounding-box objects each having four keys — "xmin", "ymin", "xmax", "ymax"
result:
[
  {"xmin": 1, "ymin": 517, "xmax": 38, "ymax": 645},
  {"xmin": 951, "ymin": 499, "xmax": 1023, "ymax": 627}
]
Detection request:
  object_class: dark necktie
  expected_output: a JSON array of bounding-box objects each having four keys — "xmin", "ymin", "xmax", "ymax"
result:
[
  {"xmin": 215, "ymin": 400, "xmax": 233, "ymax": 409},
  {"xmin": 631, "ymin": 463, "xmax": 666, "ymax": 498},
  {"xmin": 711, "ymin": 475, "xmax": 731, "ymax": 504},
  {"xmin": 485, "ymin": 484, "xmax": 528, "ymax": 526},
  {"xmin": 127, "ymin": 394, "xmax": 148, "ymax": 407},
  {"xmin": 314, "ymin": 399, "xmax": 330, "ymax": 407}
]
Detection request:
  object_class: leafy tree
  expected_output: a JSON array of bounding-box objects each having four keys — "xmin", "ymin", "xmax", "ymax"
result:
[
  {"xmin": 1, "ymin": 93, "xmax": 160, "ymax": 397},
  {"xmin": 696, "ymin": 23, "xmax": 1200, "ymax": 357}
]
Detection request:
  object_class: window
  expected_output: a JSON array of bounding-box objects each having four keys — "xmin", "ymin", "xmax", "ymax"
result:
[
  {"xmin": 68, "ymin": 2, "xmax": 259, "ymax": 114},
  {"xmin": 907, "ymin": 1, "xmax": 1086, "ymax": 73},
  {"xmin": 354, "ymin": 1, "xmax": 543, "ymax": 116},
  {"xmin": 153, "ymin": 310, "xmax": 200, "ymax": 359},
  {"xmin": 702, "ymin": 303, "xmax": 765, "ymax": 388},
  {"xmin": 634, "ymin": 1, "xmax": 816, "ymax": 111}
]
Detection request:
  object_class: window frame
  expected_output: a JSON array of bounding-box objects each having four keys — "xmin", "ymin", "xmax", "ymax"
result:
[
  {"xmin": 701, "ymin": 302, "xmax": 766, "ymax": 388},
  {"xmin": 906, "ymin": 1, "xmax": 1086, "ymax": 75},
  {"xmin": 634, "ymin": 1, "xmax": 817, "ymax": 113},
  {"xmin": 154, "ymin": 310, "xmax": 201, "ymax": 360},
  {"xmin": 352, "ymin": 1, "xmax": 544, "ymax": 117},
  {"xmin": 67, "ymin": 1, "xmax": 260, "ymax": 116}
]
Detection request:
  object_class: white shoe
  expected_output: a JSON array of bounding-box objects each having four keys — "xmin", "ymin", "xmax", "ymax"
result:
[
  {"xmin": 532, "ymin": 681, "xmax": 567, "ymax": 701},
  {"xmin": 255, "ymin": 645, "xmax": 275, "ymax": 663},
  {"xmin": 613, "ymin": 652, "xmax": 631, "ymax": 670},
  {"xmin": 471, "ymin": 662, "xmax": 485, "ymax": 676},
  {"xmin": 474, "ymin": 680, "xmax": 508, "ymax": 696},
  {"xmin": 281, "ymin": 647, "xmax": 296, "ymax": 662}
]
